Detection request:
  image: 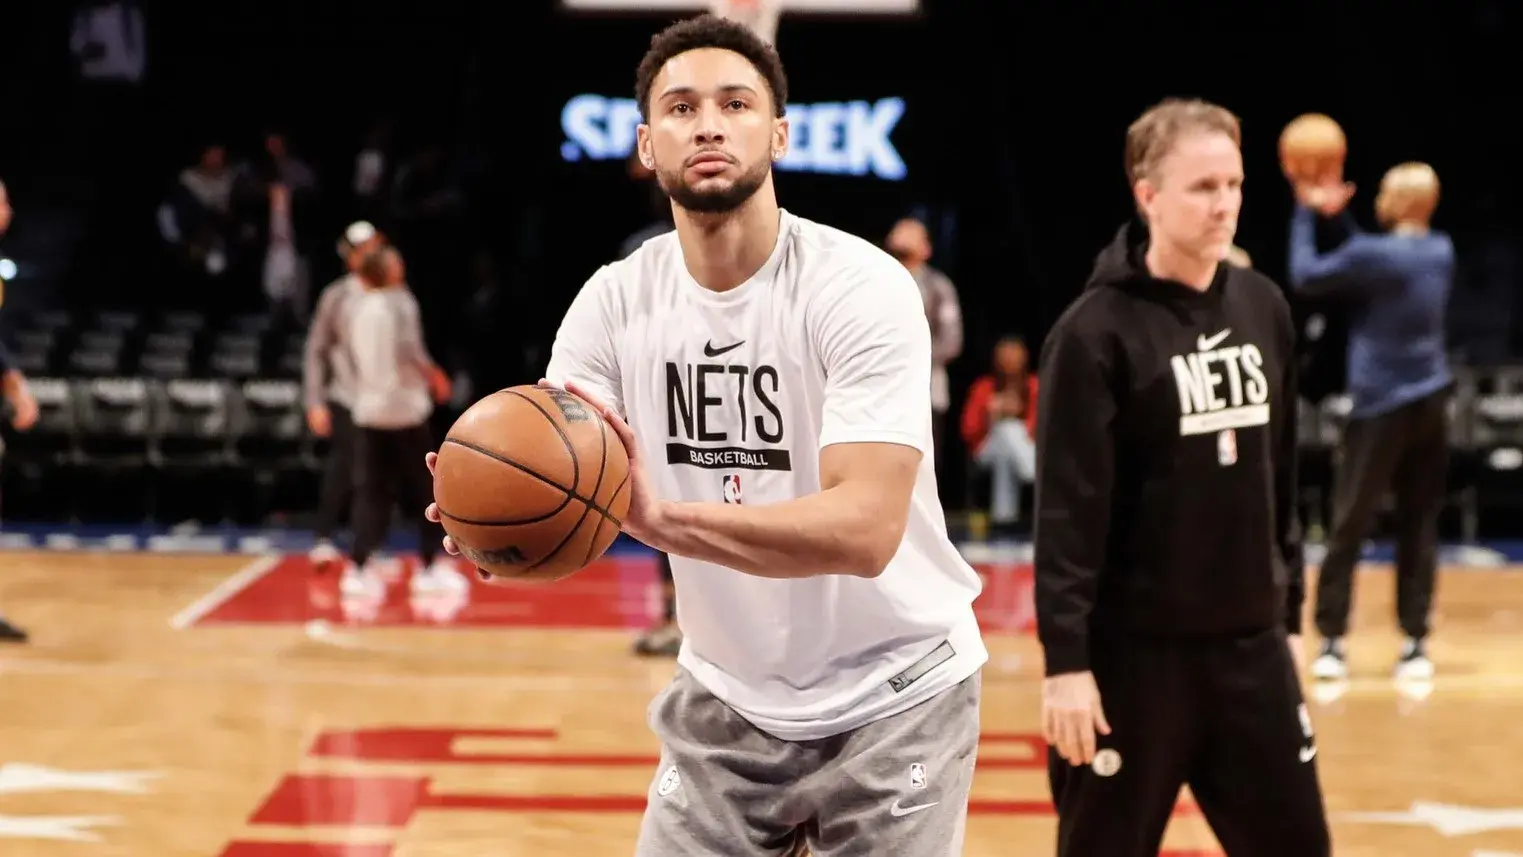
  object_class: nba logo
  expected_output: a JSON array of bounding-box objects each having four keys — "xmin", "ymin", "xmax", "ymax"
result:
[
  {"xmin": 909, "ymin": 763, "xmax": 927, "ymax": 790},
  {"xmin": 722, "ymin": 474, "xmax": 742, "ymax": 505},
  {"xmin": 1217, "ymin": 429, "xmax": 1237, "ymax": 467}
]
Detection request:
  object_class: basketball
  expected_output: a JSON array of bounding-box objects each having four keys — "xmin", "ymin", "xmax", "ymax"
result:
[
  {"xmin": 432, "ymin": 384, "xmax": 632, "ymax": 582},
  {"xmin": 1279, "ymin": 113, "xmax": 1347, "ymax": 183}
]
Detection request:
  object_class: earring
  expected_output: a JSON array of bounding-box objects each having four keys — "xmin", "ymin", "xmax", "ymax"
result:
[{"xmin": 773, "ymin": 150, "xmax": 783, "ymax": 160}]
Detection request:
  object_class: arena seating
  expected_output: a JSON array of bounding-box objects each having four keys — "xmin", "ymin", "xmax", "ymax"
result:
[
  {"xmin": 1, "ymin": 308, "xmax": 323, "ymax": 525},
  {"xmin": 5, "ymin": 306, "xmax": 1523, "ymax": 538}
]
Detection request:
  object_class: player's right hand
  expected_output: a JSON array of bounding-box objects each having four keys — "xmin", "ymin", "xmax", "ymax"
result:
[
  {"xmin": 307, "ymin": 405, "xmax": 331, "ymax": 437},
  {"xmin": 1042, "ymin": 670, "xmax": 1111, "ymax": 767}
]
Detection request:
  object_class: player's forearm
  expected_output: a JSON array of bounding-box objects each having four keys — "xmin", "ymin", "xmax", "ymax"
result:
[{"xmin": 639, "ymin": 482, "xmax": 907, "ymax": 579}]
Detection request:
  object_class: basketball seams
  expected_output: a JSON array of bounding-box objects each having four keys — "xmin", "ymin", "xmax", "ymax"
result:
[
  {"xmin": 437, "ymin": 437, "xmax": 624, "ymax": 526},
  {"xmin": 503, "ymin": 388, "xmax": 580, "ymax": 491},
  {"xmin": 532, "ymin": 397, "xmax": 612, "ymax": 571}
]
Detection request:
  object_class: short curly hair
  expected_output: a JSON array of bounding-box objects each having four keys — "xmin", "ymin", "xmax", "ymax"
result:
[{"xmin": 634, "ymin": 14, "xmax": 789, "ymax": 123}]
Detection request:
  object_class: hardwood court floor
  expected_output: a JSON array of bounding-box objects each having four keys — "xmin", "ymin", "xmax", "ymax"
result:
[{"xmin": 1, "ymin": 549, "xmax": 1522, "ymax": 856}]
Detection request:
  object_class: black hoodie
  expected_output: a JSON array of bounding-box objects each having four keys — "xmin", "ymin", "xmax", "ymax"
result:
[{"xmin": 1033, "ymin": 221, "xmax": 1304, "ymax": 676}]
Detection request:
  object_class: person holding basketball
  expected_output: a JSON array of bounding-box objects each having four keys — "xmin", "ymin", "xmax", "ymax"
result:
[{"xmin": 425, "ymin": 14, "xmax": 985, "ymax": 855}]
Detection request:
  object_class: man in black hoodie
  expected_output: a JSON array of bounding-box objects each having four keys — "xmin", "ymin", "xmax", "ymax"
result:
[{"xmin": 1033, "ymin": 99, "xmax": 1330, "ymax": 856}]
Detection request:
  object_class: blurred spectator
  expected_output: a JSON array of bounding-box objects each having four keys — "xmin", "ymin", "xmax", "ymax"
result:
[
  {"xmin": 156, "ymin": 143, "xmax": 239, "ymax": 301},
  {"xmin": 885, "ymin": 217, "xmax": 963, "ymax": 462},
  {"xmin": 960, "ymin": 337, "xmax": 1038, "ymax": 535},
  {"xmin": 353, "ymin": 118, "xmax": 398, "ymax": 224},
  {"xmin": 69, "ymin": 0, "xmax": 146, "ymax": 85},
  {"xmin": 237, "ymin": 132, "xmax": 322, "ymax": 325}
]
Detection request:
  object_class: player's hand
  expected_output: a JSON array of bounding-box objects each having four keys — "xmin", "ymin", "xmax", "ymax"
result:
[
  {"xmin": 425, "ymin": 365, "xmax": 452, "ymax": 404},
  {"xmin": 543, "ymin": 378, "xmax": 667, "ymax": 547},
  {"xmin": 422, "ymin": 451, "xmax": 462, "ymax": 558},
  {"xmin": 1042, "ymin": 670, "xmax": 1112, "ymax": 767},
  {"xmin": 1295, "ymin": 180, "xmax": 1355, "ymax": 217},
  {"xmin": 2, "ymin": 371, "xmax": 37, "ymax": 431},
  {"xmin": 306, "ymin": 405, "xmax": 332, "ymax": 437}
]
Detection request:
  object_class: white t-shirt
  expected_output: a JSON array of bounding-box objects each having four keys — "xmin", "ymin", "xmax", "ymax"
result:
[{"xmin": 546, "ymin": 209, "xmax": 987, "ymax": 740}]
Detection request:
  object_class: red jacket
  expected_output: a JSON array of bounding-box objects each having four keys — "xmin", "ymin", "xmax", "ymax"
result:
[{"xmin": 960, "ymin": 374, "xmax": 1039, "ymax": 453}]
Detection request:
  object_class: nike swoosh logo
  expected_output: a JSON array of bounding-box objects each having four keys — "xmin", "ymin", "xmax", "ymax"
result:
[
  {"xmin": 890, "ymin": 800, "xmax": 940, "ymax": 817},
  {"xmin": 703, "ymin": 340, "xmax": 745, "ymax": 357},
  {"xmin": 1197, "ymin": 329, "xmax": 1231, "ymax": 351},
  {"xmin": 1300, "ymin": 745, "xmax": 1317, "ymax": 763}
]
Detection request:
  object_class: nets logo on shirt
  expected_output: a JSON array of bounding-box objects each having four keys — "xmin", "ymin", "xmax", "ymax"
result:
[
  {"xmin": 664, "ymin": 354, "xmax": 792, "ymax": 472},
  {"xmin": 1169, "ymin": 328, "xmax": 1271, "ymax": 437}
]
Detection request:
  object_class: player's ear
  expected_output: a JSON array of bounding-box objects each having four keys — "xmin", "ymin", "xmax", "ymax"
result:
[
  {"xmin": 771, "ymin": 115, "xmax": 789, "ymax": 162},
  {"xmin": 1133, "ymin": 178, "xmax": 1157, "ymax": 219},
  {"xmin": 636, "ymin": 124, "xmax": 655, "ymax": 171}
]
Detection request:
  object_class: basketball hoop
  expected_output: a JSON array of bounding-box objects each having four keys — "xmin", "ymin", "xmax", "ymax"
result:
[{"xmin": 711, "ymin": 0, "xmax": 780, "ymax": 45}]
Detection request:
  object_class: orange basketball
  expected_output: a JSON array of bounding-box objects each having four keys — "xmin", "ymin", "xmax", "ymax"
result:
[
  {"xmin": 1280, "ymin": 113, "xmax": 1347, "ymax": 184},
  {"xmin": 431, "ymin": 385, "xmax": 632, "ymax": 583}
]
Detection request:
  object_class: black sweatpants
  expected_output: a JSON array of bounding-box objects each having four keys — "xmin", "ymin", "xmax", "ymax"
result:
[
  {"xmin": 1049, "ymin": 628, "xmax": 1330, "ymax": 857},
  {"xmin": 351, "ymin": 422, "xmax": 444, "ymax": 569},
  {"xmin": 1315, "ymin": 386, "xmax": 1450, "ymax": 640},
  {"xmin": 314, "ymin": 402, "xmax": 357, "ymax": 542}
]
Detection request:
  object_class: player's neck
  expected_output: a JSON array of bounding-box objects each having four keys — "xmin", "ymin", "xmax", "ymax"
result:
[
  {"xmin": 1144, "ymin": 238, "xmax": 1217, "ymax": 292},
  {"xmin": 673, "ymin": 192, "xmax": 782, "ymax": 293},
  {"xmin": 1391, "ymin": 220, "xmax": 1430, "ymax": 236}
]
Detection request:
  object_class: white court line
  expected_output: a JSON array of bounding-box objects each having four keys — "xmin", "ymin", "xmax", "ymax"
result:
[{"xmin": 168, "ymin": 554, "xmax": 282, "ymax": 630}]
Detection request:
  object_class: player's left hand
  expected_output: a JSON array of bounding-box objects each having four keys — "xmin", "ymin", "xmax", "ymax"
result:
[
  {"xmin": 422, "ymin": 451, "xmax": 462, "ymax": 558},
  {"xmin": 545, "ymin": 379, "xmax": 667, "ymax": 548}
]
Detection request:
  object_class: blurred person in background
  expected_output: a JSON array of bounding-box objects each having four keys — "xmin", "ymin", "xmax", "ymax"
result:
[
  {"xmin": 0, "ymin": 177, "xmax": 38, "ymax": 643},
  {"xmin": 241, "ymin": 131, "xmax": 321, "ymax": 327},
  {"xmin": 885, "ymin": 217, "xmax": 963, "ymax": 465},
  {"xmin": 343, "ymin": 245, "xmax": 464, "ymax": 605},
  {"xmin": 1288, "ymin": 163, "xmax": 1453, "ymax": 683},
  {"xmin": 960, "ymin": 336, "xmax": 1038, "ymax": 537},
  {"xmin": 621, "ymin": 149, "xmax": 680, "ymax": 657},
  {"xmin": 304, "ymin": 221, "xmax": 384, "ymax": 576}
]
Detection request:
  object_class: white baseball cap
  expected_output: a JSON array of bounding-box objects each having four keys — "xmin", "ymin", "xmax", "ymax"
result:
[{"xmin": 336, "ymin": 220, "xmax": 378, "ymax": 257}]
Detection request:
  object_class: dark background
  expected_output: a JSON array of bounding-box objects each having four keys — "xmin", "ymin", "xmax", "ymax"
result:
[{"xmin": 0, "ymin": 0, "xmax": 1520, "ymax": 514}]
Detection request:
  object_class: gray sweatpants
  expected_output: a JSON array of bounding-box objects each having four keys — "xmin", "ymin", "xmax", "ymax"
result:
[{"xmin": 634, "ymin": 664, "xmax": 981, "ymax": 856}]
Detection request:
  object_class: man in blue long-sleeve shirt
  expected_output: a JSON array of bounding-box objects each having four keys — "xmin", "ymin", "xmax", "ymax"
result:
[{"xmin": 1287, "ymin": 162, "xmax": 1453, "ymax": 683}]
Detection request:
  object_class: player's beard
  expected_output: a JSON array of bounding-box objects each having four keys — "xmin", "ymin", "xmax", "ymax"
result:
[{"xmin": 657, "ymin": 156, "xmax": 771, "ymax": 214}]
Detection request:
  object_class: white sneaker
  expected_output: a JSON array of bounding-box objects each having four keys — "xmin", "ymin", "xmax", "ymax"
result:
[
  {"xmin": 1311, "ymin": 638, "xmax": 1349, "ymax": 681},
  {"xmin": 309, "ymin": 540, "xmax": 342, "ymax": 573},
  {"xmin": 1394, "ymin": 638, "xmax": 1435, "ymax": 681},
  {"xmin": 411, "ymin": 560, "xmax": 471, "ymax": 595},
  {"xmin": 340, "ymin": 564, "xmax": 387, "ymax": 601}
]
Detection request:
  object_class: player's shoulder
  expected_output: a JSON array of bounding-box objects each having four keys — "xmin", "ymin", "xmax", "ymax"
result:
[
  {"xmin": 1047, "ymin": 285, "xmax": 1125, "ymax": 347},
  {"xmin": 784, "ymin": 211, "xmax": 917, "ymax": 300}
]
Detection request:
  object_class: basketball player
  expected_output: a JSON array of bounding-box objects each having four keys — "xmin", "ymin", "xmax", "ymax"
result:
[
  {"xmin": 425, "ymin": 15, "xmax": 986, "ymax": 855},
  {"xmin": 1288, "ymin": 164, "xmax": 1453, "ymax": 682},
  {"xmin": 0, "ymin": 177, "xmax": 37, "ymax": 643},
  {"xmin": 1033, "ymin": 99, "xmax": 1330, "ymax": 856},
  {"xmin": 345, "ymin": 246, "xmax": 465, "ymax": 601},
  {"xmin": 304, "ymin": 221, "xmax": 383, "ymax": 574}
]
